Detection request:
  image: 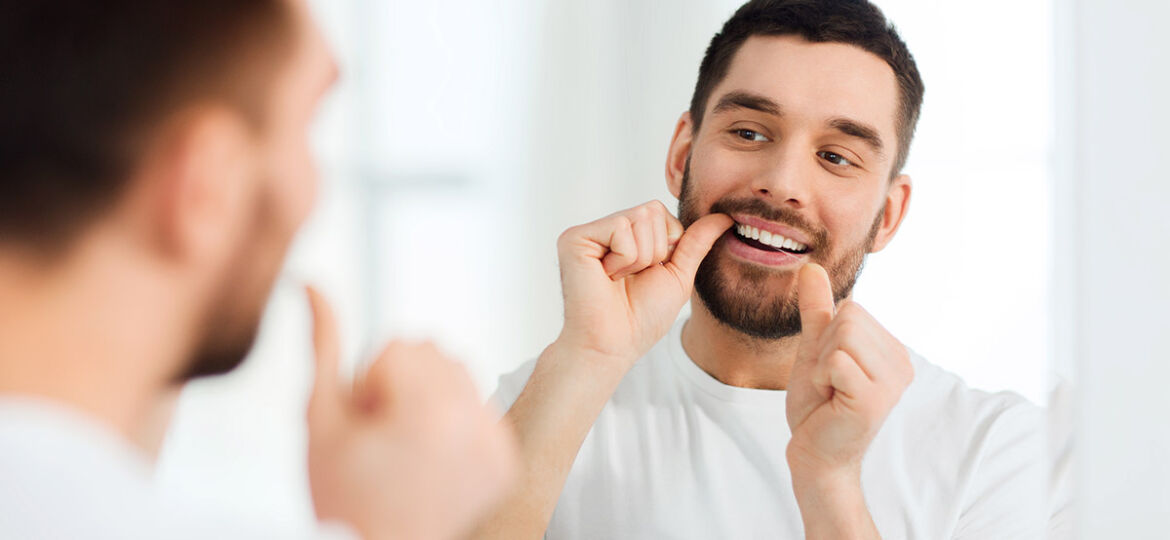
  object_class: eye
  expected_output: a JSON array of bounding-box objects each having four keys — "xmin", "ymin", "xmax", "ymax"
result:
[
  {"xmin": 732, "ymin": 129, "xmax": 770, "ymax": 143},
  {"xmin": 817, "ymin": 150, "xmax": 854, "ymax": 167}
]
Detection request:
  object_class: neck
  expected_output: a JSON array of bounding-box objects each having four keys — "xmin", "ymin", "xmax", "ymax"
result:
[
  {"xmin": 680, "ymin": 293, "xmax": 801, "ymax": 390},
  {"xmin": 0, "ymin": 235, "xmax": 194, "ymax": 454}
]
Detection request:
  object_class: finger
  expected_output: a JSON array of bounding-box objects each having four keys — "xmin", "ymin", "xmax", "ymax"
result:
[
  {"xmin": 797, "ymin": 263, "xmax": 835, "ymax": 346},
  {"xmin": 811, "ymin": 349, "xmax": 870, "ymax": 404},
  {"xmin": 599, "ymin": 216, "xmax": 637, "ymax": 276},
  {"xmin": 361, "ymin": 341, "xmax": 476, "ymax": 413},
  {"xmin": 822, "ymin": 302, "xmax": 913, "ymax": 386},
  {"xmin": 305, "ymin": 285, "xmax": 343, "ymax": 423},
  {"xmin": 666, "ymin": 212, "xmax": 685, "ymax": 245},
  {"xmin": 817, "ymin": 303, "xmax": 882, "ymax": 382},
  {"xmin": 663, "ymin": 213, "xmax": 734, "ymax": 284},
  {"xmin": 651, "ymin": 209, "xmax": 669, "ymax": 265},
  {"xmin": 664, "ymin": 212, "xmax": 685, "ymax": 260},
  {"xmin": 355, "ymin": 341, "xmax": 418, "ymax": 419},
  {"xmin": 616, "ymin": 217, "xmax": 656, "ymax": 279}
]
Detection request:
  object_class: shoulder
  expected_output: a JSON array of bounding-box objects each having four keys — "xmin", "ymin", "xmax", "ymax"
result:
[
  {"xmin": 886, "ymin": 349, "xmax": 1045, "ymax": 484},
  {"xmin": 877, "ymin": 352, "xmax": 1048, "ymax": 537},
  {"xmin": 895, "ymin": 349, "xmax": 1046, "ymax": 493},
  {"xmin": 901, "ymin": 349, "xmax": 1042, "ymax": 431}
]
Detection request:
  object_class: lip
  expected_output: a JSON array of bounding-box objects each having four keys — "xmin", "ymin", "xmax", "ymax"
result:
[
  {"xmin": 730, "ymin": 214, "xmax": 812, "ymax": 247},
  {"xmin": 721, "ymin": 230, "xmax": 808, "ymax": 267}
]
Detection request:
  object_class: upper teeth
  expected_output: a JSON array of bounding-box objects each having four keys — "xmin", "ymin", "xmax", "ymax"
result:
[{"xmin": 735, "ymin": 223, "xmax": 808, "ymax": 252}]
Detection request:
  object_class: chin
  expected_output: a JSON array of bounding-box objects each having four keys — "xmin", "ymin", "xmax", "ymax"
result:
[
  {"xmin": 694, "ymin": 254, "xmax": 804, "ymax": 340},
  {"xmin": 177, "ymin": 316, "xmax": 263, "ymax": 382},
  {"xmin": 177, "ymin": 267, "xmax": 276, "ymax": 383}
]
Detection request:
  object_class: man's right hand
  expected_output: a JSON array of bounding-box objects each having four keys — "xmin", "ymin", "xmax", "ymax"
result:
[
  {"xmin": 304, "ymin": 286, "xmax": 518, "ymax": 540},
  {"xmin": 554, "ymin": 200, "xmax": 733, "ymax": 367}
]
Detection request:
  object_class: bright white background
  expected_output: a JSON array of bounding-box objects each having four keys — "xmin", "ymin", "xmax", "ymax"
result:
[{"xmin": 156, "ymin": 0, "xmax": 1059, "ymax": 533}]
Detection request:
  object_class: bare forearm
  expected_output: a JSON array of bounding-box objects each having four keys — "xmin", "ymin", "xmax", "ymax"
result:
[
  {"xmin": 790, "ymin": 466, "xmax": 881, "ymax": 540},
  {"xmin": 472, "ymin": 342, "xmax": 629, "ymax": 540}
]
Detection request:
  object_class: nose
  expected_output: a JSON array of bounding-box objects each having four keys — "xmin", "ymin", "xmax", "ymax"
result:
[{"xmin": 750, "ymin": 142, "xmax": 815, "ymax": 209}]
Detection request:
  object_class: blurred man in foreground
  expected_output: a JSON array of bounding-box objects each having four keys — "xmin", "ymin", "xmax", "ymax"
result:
[{"xmin": 0, "ymin": 1, "xmax": 515, "ymax": 538}]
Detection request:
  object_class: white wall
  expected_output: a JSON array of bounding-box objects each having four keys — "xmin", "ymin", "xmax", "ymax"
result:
[{"xmin": 1060, "ymin": 0, "xmax": 1170, "ymax": 536}]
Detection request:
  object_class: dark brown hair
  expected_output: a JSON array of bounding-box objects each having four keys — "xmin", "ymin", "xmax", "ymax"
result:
[
  {"xmin": 689, "ymin": 0, "xmax": 925, "ymax": 175},
  {"xmin": 0, "ymin": 0, "xmax": 293, "ymax": 254}
]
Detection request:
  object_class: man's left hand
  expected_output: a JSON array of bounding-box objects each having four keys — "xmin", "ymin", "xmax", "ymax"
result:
[{"xmin": 785, "ymin": 263, "xmax": 914, "ymax": 480}]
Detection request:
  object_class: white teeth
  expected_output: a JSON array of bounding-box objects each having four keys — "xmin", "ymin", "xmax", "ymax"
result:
[{"xmin": 733, "ymin": 222, "xmax": 808, "ymax": 253}]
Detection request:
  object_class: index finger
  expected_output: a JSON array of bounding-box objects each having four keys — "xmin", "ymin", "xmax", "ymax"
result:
[{"xmin": 305, "ymin": 285, "xmax": 342, "ymax": 422}]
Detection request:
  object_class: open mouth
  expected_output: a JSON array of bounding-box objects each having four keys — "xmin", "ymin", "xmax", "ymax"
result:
[{"xmin": 733, "ymin": 222, "xmax": 810, "ymax": 255}]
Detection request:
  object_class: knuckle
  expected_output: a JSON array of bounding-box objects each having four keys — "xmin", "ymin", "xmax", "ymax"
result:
[
  {"xmin": 834, "ymin": 320, "xmax": 857, "ymax": 337},
  {"xmin": 825, "ymin": 352, "xmax": 852, "ymax": 373},
  {"xmin": 614, "ymin": 215, "xmax": 635, "ymax": 234},
  {"xmin": 556, "ymin": 228, "xmax": 574, "ymax": 248}
]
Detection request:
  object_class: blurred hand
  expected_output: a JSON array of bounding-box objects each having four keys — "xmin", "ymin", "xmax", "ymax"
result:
[
  {"xmin": 785, "ymin": 264, "xmax": 914, "ymax": 479},
  {"xmin": 554, "ymin": 200, "xmax": 732, "ymax": 367},
  {"xmin": 304, "ymin": 286, "xmax": 518, "ymax": 540}
]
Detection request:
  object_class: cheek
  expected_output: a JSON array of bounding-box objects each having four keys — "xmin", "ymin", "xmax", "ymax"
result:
[
  {"xmin": 817, "ymin": 194, "xmax": 883, "ymax": 252},
  {"xmin": 265, "ymin": 132, "xmax": 318, "ymax": 232},
  {"xmin": 689, "ymin": 145, "xmax": 758, "ymax": 202}
]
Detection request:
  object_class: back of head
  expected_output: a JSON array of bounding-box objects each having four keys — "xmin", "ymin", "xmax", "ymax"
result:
[
  {"xmin": 0, "ymin": 0, "xmax": 293, "ymax": 258},
  {"xmin": 690, "ymin": 0, "xmax": 924, "ymax": 175}
]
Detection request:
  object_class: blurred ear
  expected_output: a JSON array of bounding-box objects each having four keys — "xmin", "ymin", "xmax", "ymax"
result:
[
  {"xmin": 869, "ymin": 174, "xmax": 912, "ymax": 253},
  {"xmin": 665, "ymin": 112, "xmax": 695, "ymax": 200},
  {"xmin": 147, "ymin": 107, "xmax": 255, "ymax": 263}
]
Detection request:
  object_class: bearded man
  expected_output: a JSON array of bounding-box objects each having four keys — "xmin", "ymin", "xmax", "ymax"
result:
[{"xmin": 475, "ymin": 1, "xmax": 1046, "ymax": 538}]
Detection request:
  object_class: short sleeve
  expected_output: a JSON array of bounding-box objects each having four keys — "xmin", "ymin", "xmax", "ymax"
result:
[
  {"xmin": 487, "ymin": 358, "xmax": 539, "ymax": 417},
  {"xmin": 952, "ymin": 398, "xmax": 1048, "ymax": 540}
]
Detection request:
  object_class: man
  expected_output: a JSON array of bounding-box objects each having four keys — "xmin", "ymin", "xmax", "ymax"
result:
[
  {"xmin": 476, "ymin": 1, "xmax": 1046, "ymax": 538},
  {"xmin": 0, "ymin": 1, "xmax": 515, "ymax": 539}
]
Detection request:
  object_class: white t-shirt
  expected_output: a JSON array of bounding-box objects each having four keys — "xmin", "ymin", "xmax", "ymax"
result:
[
  {"xmin": 0, "ymin": 396, "xmax": 357, "ymax": 540},
  {"xmin": 493, "ymin": 320, "xmax": 1048, "ymax": 540}
]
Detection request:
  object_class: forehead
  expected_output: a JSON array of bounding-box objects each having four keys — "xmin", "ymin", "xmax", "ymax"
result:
[{"xmin": 709, "ymin": 35, "xmax": 900, "ymax": 143}]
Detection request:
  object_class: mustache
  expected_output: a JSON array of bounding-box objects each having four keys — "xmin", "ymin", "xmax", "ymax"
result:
[{"xmin": 708, "ymin": 197, "xmax": 829, "ymax": 250}]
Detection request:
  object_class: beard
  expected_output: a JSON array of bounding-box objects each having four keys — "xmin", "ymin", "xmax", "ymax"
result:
[
  {"xmin": 677, "ymin": 160, "xmax": 883, "ymax": 340},
  {"xmin": 174, "ymin": 183, "xmax": 289, "ymax": 382}
]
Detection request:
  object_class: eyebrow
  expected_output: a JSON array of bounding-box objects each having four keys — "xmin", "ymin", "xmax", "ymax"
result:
[
  {"xmin": 827, "ymin": 117, "xmax": 885, "ymax": 157},
  {"xmin": 711, "ymin": 90, "xmax": 887, "ymax": 158},
  {"xmin": 711, "ymin": 91, "xmax": 783, "ymax": 117}
]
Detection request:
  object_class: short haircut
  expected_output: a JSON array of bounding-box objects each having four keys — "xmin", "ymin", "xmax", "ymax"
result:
[
  {"xmin": 0, "ymin": 0, "xmax": 294, "ymax": 255},
  {"xmin": 689, "ymin": 0, "xmax": 925, "ymax": 176}
]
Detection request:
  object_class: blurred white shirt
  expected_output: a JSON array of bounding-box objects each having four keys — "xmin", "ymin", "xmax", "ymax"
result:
[{"xmin": 0, "ymin": 396, "xmax": 356, "ymax": 540}]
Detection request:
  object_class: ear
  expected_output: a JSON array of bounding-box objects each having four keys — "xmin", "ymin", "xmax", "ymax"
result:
[
  {"xmin": 665, "ymin": 111, "xmax": 695, "ymax": 199},
  {"xmin": 869, "ymin": 174, "xmax": 911, "ymax": 253},
  {"xmin": 151, "ymin": 108, "xmax": 255, "ymax": 263}
]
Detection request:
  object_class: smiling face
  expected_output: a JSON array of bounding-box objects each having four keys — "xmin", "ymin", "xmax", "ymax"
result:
[{"xmin": 669, "ymin": 35, "xmax": 912, "ymax": 340}]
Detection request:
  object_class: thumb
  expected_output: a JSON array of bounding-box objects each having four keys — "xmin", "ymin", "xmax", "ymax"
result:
[
  {"xmin": 796, "ymin": 263, "xmax": 835, "ymax": 352},
  {"xmin": 305, "ymin": 285, "xmax": 344, "ymax": 425},
  {"xmin": 663, "ymin": 213, "xmax": 733, "ymax": 286}
]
